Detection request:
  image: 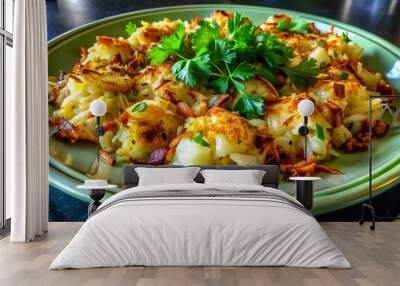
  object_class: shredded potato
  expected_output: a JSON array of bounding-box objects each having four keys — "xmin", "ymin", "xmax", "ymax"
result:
[{"xmin": 49, "ymin": 11, "xmax": 394, "ymax": 175}]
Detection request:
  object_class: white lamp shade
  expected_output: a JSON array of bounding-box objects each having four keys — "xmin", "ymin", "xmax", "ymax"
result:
[
  {"xmin": 297, "ymin": 99, "xmax": 315, "ymax": 116},
  {"xmin": 90, "ymin": 99, "xmax": 107, "ymax": 117}
]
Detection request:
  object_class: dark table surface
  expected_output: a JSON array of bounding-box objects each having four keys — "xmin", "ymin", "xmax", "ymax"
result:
[
  {"xmin": 46, "ymin": 0, "xmax": 400, "ymax": 221},
  {"xmin": 46, "ymin": 0, "xmax": 400, "ymax": 45}
]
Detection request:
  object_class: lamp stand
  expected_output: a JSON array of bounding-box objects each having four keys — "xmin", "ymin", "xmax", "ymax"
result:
[
  {"xmin": 95, "ymin": 116, "xmax": 105, "ymax": 163},
  {"xmin": 359, "ymin": 95, "xmax": 400, "ymax": 231},
  {"xmin": 88, "ymin": 188, "xmax": 106, "ymax": 216},
  {"xmin": 298, "ymin": 116, "xmax": 309, "ymax": 161}
]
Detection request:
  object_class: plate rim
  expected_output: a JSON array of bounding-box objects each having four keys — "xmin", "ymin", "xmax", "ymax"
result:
[{"xmin": 48, "ymin": 4, "xmax": 400, "ymax": 214}]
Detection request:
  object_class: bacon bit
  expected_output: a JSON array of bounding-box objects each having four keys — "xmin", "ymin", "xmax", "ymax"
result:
[
  {"xmin": 373, "ymin": 119, "xmax": 389, "ymax": 137},
  {"xmin": 103, "ymin": 121, "xmax": 117, "ymax": 131},
  {"xmin": 177, "ymin": 102, "xmax": 194, "ymax": 118},
  {"xmin": 169, "ymin": 132, "xmax": 192, "ymax": 149},
  {"xmin": 49, "ymin": 116, "xmax": 63, "ymax": 125},
  {"xmin": 52, "ymin": 120, "xmax": 80, "ymax": 143},
  {"xmin": 118, "ymin": 111, "xmax": 130, "ymax": 125},
  {"xmin": 96, "ymin": 36, "xmax": 114, "ymax": 46},
  {"xmin": 376, "ymin": 79, "xmax": 392, "ymax": 95},
  {"xmin": 100, "ymin": 150, "xmax": 115, "ymax": 165},
  {"xmin": 308, "ymin": 22, "xmax": 320, "ymax": 34},
  {"xmin": 333, "ymin": 82, "xmax": 345, "ymax": 98},
  {"xmin": 323, "ymin": 101, "xmax": 343, "ymax": 126},
  {"xmin": 214, "ymin": 94, "xmax": 230, "ymax": 107},
  {"xmin": 147, "ymin": 147, "xmax": 168, "ymax": 165},
  {"xmin": 343, "ymin": 138, "xmax": 368, "ymax": 153},
  {"xmin": 112, "ymin": 53, "xmax": 122, "ymax": 64}
]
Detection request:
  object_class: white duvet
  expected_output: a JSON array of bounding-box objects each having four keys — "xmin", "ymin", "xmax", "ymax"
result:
[{"xmin": 50, "ymin": 183, "xmax": 350, "ymax": 269}]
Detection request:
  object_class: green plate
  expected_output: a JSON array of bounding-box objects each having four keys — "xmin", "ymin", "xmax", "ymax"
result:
[{"xmin": 48, "ymin": 4, "xmax": 400, "ymax": 214}]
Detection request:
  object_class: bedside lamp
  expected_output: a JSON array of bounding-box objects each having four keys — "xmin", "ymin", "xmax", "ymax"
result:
[
  {"xmin": 90, "ymin": 99, "xmax": 107, "ymax": 163},
  {"xmin": 289, "ymin": 99, "xmax": 319, "ymax": 210},
  {"xmin": 297, "ymin": 99, "xmax": 315, "ymax": 161}
]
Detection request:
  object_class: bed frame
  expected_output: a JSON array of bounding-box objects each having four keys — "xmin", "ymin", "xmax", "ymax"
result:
[{"xmin": 123, "ymin": 165, "xmax": 280, "ymax": 189}]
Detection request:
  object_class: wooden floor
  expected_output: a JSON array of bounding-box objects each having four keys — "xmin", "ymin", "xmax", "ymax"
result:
[{"xmin": 0, "ymin": 222, "xmax": 399, "ymax": 286}]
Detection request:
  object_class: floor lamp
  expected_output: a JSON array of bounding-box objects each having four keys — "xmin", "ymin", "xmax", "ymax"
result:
[{"xmin": 359, "ymin": 95, "xmax": 400, "ymax": 230}]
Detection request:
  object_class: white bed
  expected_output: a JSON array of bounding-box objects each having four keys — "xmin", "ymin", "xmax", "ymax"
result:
[{"xmin": 50, "ymin": 181, "xmax": 350, "ymax": 269}]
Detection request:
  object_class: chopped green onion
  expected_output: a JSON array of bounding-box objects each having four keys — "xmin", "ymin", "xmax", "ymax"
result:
[
  {"xmin": 191, "ymin": 132, "xmax": 209, "ymax": 147},
  {"xmin": 339, "ymin": 71, "xmax": 348, "ymax": 80},
  {"xmin": 316, "ymin": 123, "xmax": 325, "ymax": 141},
  {"xmin": 132, "ymin": 102, "xmax": 147, "ymax": 113},
  {"xmin": 342, "ymin": 32, "xmax": 351, "ymax": 43}
]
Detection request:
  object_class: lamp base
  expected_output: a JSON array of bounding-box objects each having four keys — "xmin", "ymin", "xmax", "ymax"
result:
[
  {"xmin": 296, "ymin": 180, "xmax": 314, "ymax": 210},
  {"xmin": 88, "ymin": 189, "xmax": 105, "ymax": 216},
  {"xmin": 359, "ymin": 203, "xmax": 375, "ymax": 231}
]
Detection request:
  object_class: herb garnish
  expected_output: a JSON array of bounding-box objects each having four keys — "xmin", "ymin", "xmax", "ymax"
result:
[
  {"xmin": 281, "ymin": 58, "xmax": 319, "ymax": 89},
  {"xmin": 342, "ymin": 32, "xmax": 351, "ymax": 43},
  {"xmin": 191, "ymin": 132, "xmax": 210, "ymax": 147},
  {"xmin": 276, "ymin": 18, "xmax": 309, "ymax": 34},
  {"xmin": 125, "ymin": 22, "xmax": 137, "ymax": 36},
  {"xmin": 132, "ymin": 102, "xmax": 147, "ymax": 112},
  {"xmin": 339, "ymin": 71, "xmax": 349, "ymax": 80},
  {"xmin": 316, "ymin": 123, "xmax": 325, "ymax": 141},
  {"xmin": 147, "ymin": 13, "xmax": 319, "ymax": 119}
]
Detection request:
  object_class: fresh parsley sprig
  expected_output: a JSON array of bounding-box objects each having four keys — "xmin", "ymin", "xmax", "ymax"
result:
[
  {"xmin": 190, "ymin": 21, "xmax": 220, "ymax": 55},
  {"xmin": 342, "ymin": 32, "xmax": 351, "ymax": 43},
  {"xmin": 234, "ymin": 93, "xmax": 264, "ymax": 119},
  {"xmin": 256, "ymin": 32, "xmax": 293, "ymax": 68},
  {"xmin": 148, "ymin": 23, "xmax": 211, "ymax": 87},
  {"xmin": 147, "ymin": 23, "xmax": 186, "ymax": 65},
  {"xmin": 281, "ymin": 58, "xmax": 319, "ymax": 88},
  {"xmin": 125, "ymin": 22, "xmax": 137, "ymax": 36},
  {"xmin": 172, "ymin": 54, "xmax": 211, "ymax": 87},
  {"xmin": 210, "ymin": 62, "xmax": 256, "ymax": 93},
  {"xmin": 146, "ymin": 12, "xmax": 319, "ymax": 120},
  {"xmin": 191, "ymin": 132, "xmax": 210, "ymax": 147},
  {"xmin": 276, "ymin": 18, "xmax": 309, "ymax": 34}
]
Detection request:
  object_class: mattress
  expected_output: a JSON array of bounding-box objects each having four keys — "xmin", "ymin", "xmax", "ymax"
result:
[{"xmin": 50, "ymin": 183, "xmax": 350, "ymax": 269}]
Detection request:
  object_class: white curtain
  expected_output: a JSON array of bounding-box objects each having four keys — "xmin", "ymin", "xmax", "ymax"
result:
[{"xmin": 7, "ymin": 0, "xmax": 49, "ymax": 242}]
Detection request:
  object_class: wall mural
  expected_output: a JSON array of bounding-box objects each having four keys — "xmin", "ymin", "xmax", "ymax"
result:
[{"xmin": 48, "ymin": 7, "xmax": 400, "ymax": 220}]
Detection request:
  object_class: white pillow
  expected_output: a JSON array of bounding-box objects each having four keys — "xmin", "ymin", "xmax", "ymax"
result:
[
  {"xmin": 200, "ymin": 169, "xmax": 266, "ymax": 185},
  {"xmin": 135, "ymin": 167, "xmax": 200, "ymax": 186}
]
